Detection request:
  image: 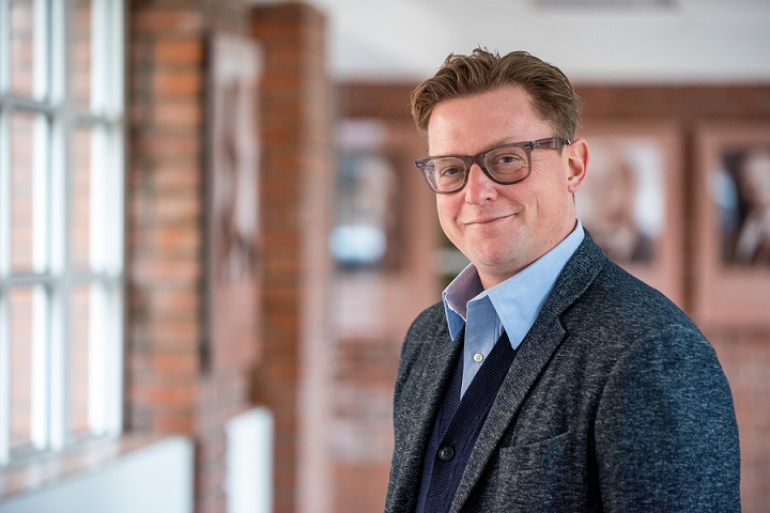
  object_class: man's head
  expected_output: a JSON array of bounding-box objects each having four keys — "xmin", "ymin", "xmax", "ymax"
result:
[
  {"xmin": 412, "ymin": 49, "xmax": 589, "ymax": 288},
  {"xmin": 411, "ymin": 48, "xmax": 582, "ymax": 142}
]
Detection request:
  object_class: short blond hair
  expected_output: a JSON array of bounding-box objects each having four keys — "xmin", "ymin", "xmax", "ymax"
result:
[{"xmin": 411, "ymin": 48, "xmax": 581, "ymax": 140}]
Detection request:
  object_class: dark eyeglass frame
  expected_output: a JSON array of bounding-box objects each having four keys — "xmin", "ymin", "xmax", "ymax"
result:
[{"xmin": 414, "ymin": 137, "xmax": 572, "ymax": 194}]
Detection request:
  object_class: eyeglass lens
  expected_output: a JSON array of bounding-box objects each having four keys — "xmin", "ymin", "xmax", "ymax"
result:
[{"xmin": 426, "ymin": 145, "xmax": 529, "ymax": 192}]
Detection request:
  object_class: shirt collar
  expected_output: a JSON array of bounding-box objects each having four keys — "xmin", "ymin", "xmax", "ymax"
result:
[{"xmin": 443, "ymin": 220, "xmax": 585, "ymax": 342}]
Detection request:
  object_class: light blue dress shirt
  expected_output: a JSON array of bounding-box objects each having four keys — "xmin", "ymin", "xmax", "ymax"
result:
[{"xmin": 443, "ymin": 221, "xmax": 585, "ymax": 397}]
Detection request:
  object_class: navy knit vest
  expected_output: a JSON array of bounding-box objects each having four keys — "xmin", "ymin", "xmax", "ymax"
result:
[{"xmin": 415, "ymin": 331, "xmax": 517, "ymax": 513}]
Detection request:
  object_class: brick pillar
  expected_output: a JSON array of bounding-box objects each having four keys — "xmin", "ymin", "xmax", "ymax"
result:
[
  {"xmin": 127, "ymin": 2, "xmax": 258, "ymax": 513},
  {"xmin": 250, "ymin": 4, "xmax": 334, "ymax": 513}
]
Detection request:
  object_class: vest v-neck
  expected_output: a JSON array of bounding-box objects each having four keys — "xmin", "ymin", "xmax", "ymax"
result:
[{"xmin": 416, "ymin": 330, "xmax": 516, "ymax": 513}]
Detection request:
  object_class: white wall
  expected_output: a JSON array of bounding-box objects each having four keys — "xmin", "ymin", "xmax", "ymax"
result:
[{"xmin": 258, "ymin": 0, "xmax": 770, "ymax": 82}]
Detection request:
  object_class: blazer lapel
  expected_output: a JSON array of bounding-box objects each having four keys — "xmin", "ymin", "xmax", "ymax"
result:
[
  {"xmin": 449, "ymin": 233, "xmax": 607, "ymax": 512},
  {"xmin": 449, "ymin": 315, "xmax": 567, "ymax": 512},
  {"xmin": 389, "ymin": 320, "xmax": 462, "ymax": 511}
]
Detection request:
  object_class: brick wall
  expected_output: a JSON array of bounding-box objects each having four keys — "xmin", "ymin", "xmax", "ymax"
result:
[
  {"xmin": 250, "ymin": 4, "xmax": 334, "ymax": 513},
  {"xmin": 127, "ymin": 1, "xmax": 256, "ymax": 513}
]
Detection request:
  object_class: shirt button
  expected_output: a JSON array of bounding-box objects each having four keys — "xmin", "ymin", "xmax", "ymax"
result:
[
  {"xmin": 473, "ymin": 352, "xmax": 483, "ymax": 363},
  {"xmin": 438, "ymin": 445, "xmax": 455, "ymax": 462}
]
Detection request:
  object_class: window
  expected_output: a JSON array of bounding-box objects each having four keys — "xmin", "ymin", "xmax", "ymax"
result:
[{"xmin": 0, "ymin": 0, "xmax": 124, "ymax": 464}]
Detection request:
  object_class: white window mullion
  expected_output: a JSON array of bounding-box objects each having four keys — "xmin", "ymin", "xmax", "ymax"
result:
[
  {"xmin": 92, "ymin": 0, "xmax": 124, "ymax": 436},
  {"xmin": 49, "ymin": 0, "xmax": 66, "ymax": 105},
  {"xmin": 48, "ymin": 119, "xmax": 69, "ymax": 450},
  {"xmin": 29, "ymin": 282, "xmax": 50, "ymax": 449},
  {"xmin": 32, "ymin": 0, "xmax": 48, "ymax": 101},
  {"xmin": 105, "ymin": 122, "xmax": 124, "ymax": 434},
  {"xmin": 48, "ymin": 282, "xmax": 68, "ymax": 450},
  {"xmin": 91, "ymin": 125, "xmax": 104, "ymax": 271},
  {"xmin": 108, "ymin": 124, "xmax": 124, "ymax": 272},
  {"xmin": 105, "ymin": 279, "xmax": 123, "ymax": 433},
  {"xmin": 88, "ymin": 122, "xmax": 104, "ymax": 434},
  {"xmin": 32, "ymin": 115, "xmax": 48, "ymax": 273},
  {"xmin": 30, "ymin": 111, "xmax": 53, "ymax": 451},
  {"xmin": 88, "ymin": 281, "xmax": 105, "ymax": 434}
]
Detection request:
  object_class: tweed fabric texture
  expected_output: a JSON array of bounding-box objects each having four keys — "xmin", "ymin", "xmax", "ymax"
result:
[{"xmin": 385, "ymin": 232, "xmax": 741, "ymax": 513}]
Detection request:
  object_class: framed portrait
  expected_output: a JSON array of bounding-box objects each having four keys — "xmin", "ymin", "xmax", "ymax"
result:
[
  {"xmin": 575, "ymin": 121, "xmax": 684, "ymax": 307},
  {"xmin": 203, "ymin": 33, "xmax": 263, "ymax": 371},
  {"xmin": 330, "ymin": 119, "xmax": 405, "ymax": 273},
  {"xmin": 693, "ymin": 123, "xmax": 770, "ymax": 328}
]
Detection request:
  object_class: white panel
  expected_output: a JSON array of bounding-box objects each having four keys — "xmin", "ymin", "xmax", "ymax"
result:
[
  {"xmin": 226, "ymin": 408, "xmax": 274, "ymax": 513},
  {"xmin": 0, "ymin": 437, "xmax": 194, "ymax": 513}
]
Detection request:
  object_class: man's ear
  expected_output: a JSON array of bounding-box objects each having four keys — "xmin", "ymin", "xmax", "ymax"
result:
[{"xmin": 566, "ymin": 138, "xmax": 589, "ymax": 194}]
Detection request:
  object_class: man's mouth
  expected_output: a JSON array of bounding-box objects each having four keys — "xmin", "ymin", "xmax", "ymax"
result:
[{"xmin": 465, "ymin": 213, "xmax": 515, "ymax": 225}]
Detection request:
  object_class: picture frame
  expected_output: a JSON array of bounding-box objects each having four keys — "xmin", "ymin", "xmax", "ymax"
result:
[
  {"xmin": 692, "ymin": 123, "xmax": 770, "ymax": 328},
  {"xmin": 575, "ymin": 121, "xmax": 685, "ymax": 307},
  {"xmin": 203, "ymin": 32, "xmax": 263, "ymax": 371},
  {"xmin": 331, "ymin": 119, "xmax": 406, "ymax": 273}
]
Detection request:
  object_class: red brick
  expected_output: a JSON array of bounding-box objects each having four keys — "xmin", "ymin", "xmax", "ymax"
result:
[
  {"xmin": 133, "ymin": 132, "xmax": 201, "ymax": 158},
  {"xmin": 131, "ymin": 382, "xmax": 197, "ymax": 407},
  {"xmin": 152, "ymin": 68, "xmax": 202, "ymax": 97},
  {"xmin": 131, "ymin": 255, "xmax": 201, "ymax": 284},
  {"xmin": 152, "ymin": 351, "xmax": 199, "ymax": 375},
  {"xmin": 132, "ymin": 10, "xmax": 203, "ymax": 35},
  {"xmin": 153, "ymin": 101, "xmax": 202, "ymax": 128},
  {"xmin": 152, "ymin": 192, "xmax": 202, "ymax": 224},
  {"xmin": 152, "ymin": 412, "xmax": 196, "ymax": 434},
  {"xmin": 152, "ymin": 163, "xmax": 202, "ymax": 191},
  {"xmin": 153, "ymin": 39, "xmax": 203, "ymax": 65}
]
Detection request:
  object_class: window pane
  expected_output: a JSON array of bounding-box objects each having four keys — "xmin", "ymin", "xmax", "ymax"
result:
[
  {"xmin": 9, "ymin": 0, "xmax": 35, "ymax": 97},
  {"xmin": 9, "ymin": 111, "xmax": 36, "ymax": 272},
  {"xmin": 9, "ymin": 286, "xmax": 35, "ymax": 454},
  {"xmin": 72, "ymin": 128, "xmax": 92, "ymax": 270},
  {"xmin": 72, "ymin": 0, "xmax": 93, "ymax": 109},
  {"xmin": 69, "ymin": 284, "xmax": 90, "ymax": 436}
]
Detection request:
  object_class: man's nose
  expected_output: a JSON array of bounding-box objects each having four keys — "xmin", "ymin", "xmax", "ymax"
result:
[{"xmin": 463, "ymin": 163, "xmax": 497, "ymax": 203}]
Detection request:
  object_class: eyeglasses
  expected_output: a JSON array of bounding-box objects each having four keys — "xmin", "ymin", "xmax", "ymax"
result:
[{"xmin": 415, "ymin": 137, "xmax": 571, "ymax": 194}]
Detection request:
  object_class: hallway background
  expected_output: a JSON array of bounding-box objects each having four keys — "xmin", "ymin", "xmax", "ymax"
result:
[{"xmin": 1, "ymin": 1, "xmax": 769, "ymax": 512}]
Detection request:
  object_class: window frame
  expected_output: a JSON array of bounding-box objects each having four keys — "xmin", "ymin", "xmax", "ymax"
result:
[{"xmin": 0, "ymin": 0, "xmax": 125, "ymax": 465}]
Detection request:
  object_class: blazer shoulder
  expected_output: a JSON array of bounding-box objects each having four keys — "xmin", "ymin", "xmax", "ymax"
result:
[
  {"xmin": 395, "ymin": 302, "xmax": 448, "ymax": 385},
  {"xmin": 404, "ymin": 301, "xmax": 446, "ymax": 343},
  {"xmin": 564, "ymin": 258, "xmax": 705, "ymax": 354}
]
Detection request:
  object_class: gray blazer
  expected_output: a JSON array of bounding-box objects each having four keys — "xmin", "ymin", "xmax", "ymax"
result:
[{"xmin": 385, "ymin": 233, "xmax": 740, "ymax": 513}]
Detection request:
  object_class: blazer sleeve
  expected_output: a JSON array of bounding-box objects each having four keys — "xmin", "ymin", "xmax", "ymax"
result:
[{"xmin": 594, "ymin": 325, "xmax": 741, "ymax": 513}]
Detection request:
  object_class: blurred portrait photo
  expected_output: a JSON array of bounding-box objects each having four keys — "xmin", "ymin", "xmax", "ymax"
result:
[
  {"xmin": 715, "ymin": 146, "xmax": 770, "ymax": 267},
  {"xmin": 576, "ymin": 137, "xmax": 665, "ymax": 265}
]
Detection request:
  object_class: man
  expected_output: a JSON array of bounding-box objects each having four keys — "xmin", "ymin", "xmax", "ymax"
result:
[{"xmin": 385, "ymin": 48, "xmax": 740, "ymax": 513}]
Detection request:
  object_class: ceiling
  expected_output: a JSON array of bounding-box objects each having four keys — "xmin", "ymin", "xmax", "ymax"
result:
[{"xmin": 252, "ymin": 0, "xmax": 770, "ymax": 84}]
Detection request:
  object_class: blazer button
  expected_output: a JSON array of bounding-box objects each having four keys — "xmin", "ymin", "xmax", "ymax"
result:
[{"xmin": 438, "ymin": 445, "xmax": 455, "ymax": 462}]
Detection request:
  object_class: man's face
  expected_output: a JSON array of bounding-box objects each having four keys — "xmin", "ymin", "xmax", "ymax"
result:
[{"xmin": 428, "ymin": 85, "xmax": 587, "ymax": 289}]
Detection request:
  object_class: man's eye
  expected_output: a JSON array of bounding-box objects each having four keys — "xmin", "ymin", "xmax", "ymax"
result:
[
  {"xmin": 439, "ymin": 166, "xmax": 463, "ymax": 177},
  {"xmin": 496, "ymin": 154, "xmax": 522, "ymax": 165}
]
